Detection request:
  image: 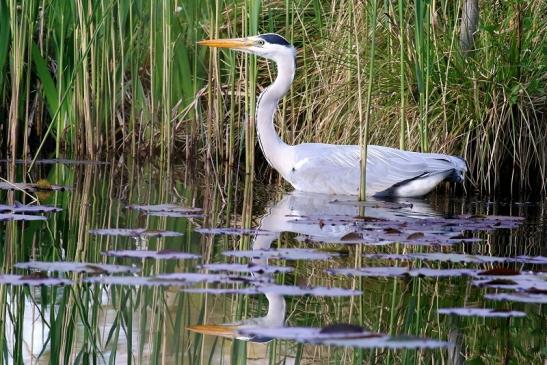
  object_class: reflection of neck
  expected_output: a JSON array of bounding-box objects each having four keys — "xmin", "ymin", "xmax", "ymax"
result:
[
  {"xmin": 256, "ymin": 55, "xmax": 295, "ymax": 174},
  {"xmin": 263, "ymin": 292, "xmax": 286, "ymax": 326}
]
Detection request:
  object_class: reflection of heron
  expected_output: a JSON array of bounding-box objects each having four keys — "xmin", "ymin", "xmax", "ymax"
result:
[
  {"xmin": 199, "ymin": 34, "xmax": 467, "ymax": 197},
  {"xmin": 188, "ymin": 226, "xmax": 286, "ymax": 342},
  {"xmin": 187, "ymin": 192, "xmax": 439, "ymax": 341}
]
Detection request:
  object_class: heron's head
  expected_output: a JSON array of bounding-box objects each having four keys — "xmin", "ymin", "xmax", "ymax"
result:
[{"xmin": 198, "ymin": 33, "xmax": 296, "ymax": 62}]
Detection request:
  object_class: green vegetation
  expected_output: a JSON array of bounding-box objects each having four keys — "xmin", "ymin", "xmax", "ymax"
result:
[{"xmin": 1, "ymin": 0, "xmax": 545, "ymax": 195}]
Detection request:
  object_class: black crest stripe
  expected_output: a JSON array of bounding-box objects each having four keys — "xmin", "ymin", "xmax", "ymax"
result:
[{"xmin": 259, "ymin": 33, "xmax": 291, "ymax": 46}]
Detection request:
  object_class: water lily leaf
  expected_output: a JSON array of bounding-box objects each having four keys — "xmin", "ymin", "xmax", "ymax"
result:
[
  {"xmin": 102, "ymin": 249, "xmax": 200, "ymax": 260},
  {"xmin": 84, "ymin": 276, "xmax": 192, "ymax": 287},
  {"xmin": 222, "ymin": 248, "xmax": 338, "ymax": 261},
  {"xmin": 485, "ymin": 292, "xmax": 547, "ymax": 304},
  {"xmin": 184, "ymin": 284, "xmax": 361, "ymax": 297},
  {"xmin": 437, "ymin": 307, "xmax": 526, "ymax": 318},
  {"xmin": 406, "ymin": 232, "xmax": 425, "ymax": 240},
  {"xmin": 154, "ymin": 272, "xmax": 258, "ymax": 284},
  {"xmin": 0, "ymin": 214, "xmax": 47, "ymax": 222},
  {"xmin": 15, "ymin": 261, "xmax": 139, "ymax": 274},
  {"xmin": 327, "ymin": 267, "xmax": 478, "ymax": 278},
  {"xmin": 127, "ymin": 204, "xmax": 204, "ymax": 217},
  {"xmin": 473, "ymin": 273, "xmax": 547, "ymax": 291},
  {"xmin": 341, "ymin": 232, "xmax": 364, "ymax": 241},
  {"xmin": 196, "ymin": 227, "xmax": 271, "ymax": 236},
  {"xmin": 365, "ymin": 253, "xmax": 545, "ymax": 265},
  {"xmin": 0, "ymin": 274, "xmax": 71, "ymax": 286},
  {"xmin": 0, "ymin": 204, "xmax": 62, "ymax": 214},
  {"xmin": 89, "ymin": 228, "xmax": 183, "ymax": 238},
  {"xmin": 511, "ymin": 256, "xmax": 547, "ymax": 265},
  {"xmin": 198, "ymin": 263, "xmax": 293, "ymax": 274},
  {"xmin": 366, "ymin": 253, "xmax": 494, "ymax": 264},
  {"xmin": 478, "ymin": 267, "xmax": 520, "ymax": 276}
]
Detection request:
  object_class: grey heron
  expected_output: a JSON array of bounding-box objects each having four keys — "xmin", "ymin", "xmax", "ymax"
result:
[{"xmin": 199, "ymin": 33, "xmax": 467, "ymax": 197}]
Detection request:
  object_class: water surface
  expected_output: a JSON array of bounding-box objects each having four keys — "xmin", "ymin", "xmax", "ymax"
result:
[{"xmin": 0, "ymin": 161, "xmax": 544, "ymax": 364}]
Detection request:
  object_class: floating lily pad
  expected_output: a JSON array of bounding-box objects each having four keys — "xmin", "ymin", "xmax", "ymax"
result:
[
  {"xmin": 293, "ymin": 212, "xmax": 524, "ymax": 246},
  {"xmin": 0, "ymin": 274, "xmax": 71, "ymax": 286},
  {"xmin": 89, "ymin": 228, "xmax": 183, "ymax": 238},
  {"xmin": 437, "ymin": 307, "xmax": 526, "ymax": 318},
  {"xmin": 84, "ymin": 276, "xmax": 193, "ymax": 287},
  {"xmin": 102, "ymin": 249, "xmax": 200, "ymax": 260},
  {"xmin": 222, "ymin": 248, "xmax": 337, "ymax": 261},
  {"xmin": 195, "ymin": 227, "xmax": 271, "ymax": 236},
  {"xmin": 302, "ymin": 229, "xmax": 479, "ymax": 246},
  {"xmin": 511, "ymin": 256, "xmax": 547, "ymax": 265},
  {"xmin": 0, "ymin": 213, "xmax": 47, "ymax": 222},
  {"xmin": 0, "ymin": 204, "xmax": 62, "ymax": 214},
  {"xmin": 15, "ymin": 261, "xmax": 139, "ymax": 274},
  {"xmin": 199, "ymin": 263, "xmax": 293, "ymax": 274},
  {"xmin": 154, "ymin": 272, "xmax": 259, "ymax": 284},
  {"xmin": 236, "ymin": 326, "xmax": 449, "ymax": 349},
  {"xmin": 478, "ymin": 267, "xmax": 520, "ymax": 276},
  {"xmin": 327, "ymin": 267, "xmax": 478, "ymax": 278},
  {"xmin": 473, "ymin": 273, "xmax": 547, "ymax": 291},
  {"xmin": 484, "ymin": 292, "xmax": 547, "ymax": 304},
  {"xmin": 367, "ymin": 253, "xmax": 546, "ymax": 265},
  {"xmin": 184, "ymin": 284, "xmax": 361, "ymax": 297},
  {"xmin": 127, "ymin": 204, "xmax": 204, "ymax": 217},
  {"xmin": 0, "ymin": 182, "xmax": 69, "ymax": 192}
]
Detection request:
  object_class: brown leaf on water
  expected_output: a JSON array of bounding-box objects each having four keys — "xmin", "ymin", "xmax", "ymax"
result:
[
  {"xmin": 480, "ymin": 279, "xmax": 518, "ymax": 286},
  {"xmin": 478, "ymin": 267, "xmax": 520, "ymax": 276},
  {"xmin": 526, "ymin": 287, "xmax": 547, "ymax": 295},
  {"xmin": 406, "ymin": 232, "xmax": 425, "ymax": 240},
  {"xmin": 341, "ymin": 232, "xmax": 363, "ymax": 241},
  {"xmin": 353, "ymin": 216, "xmax": 387, "ymax": 222},
  {"xmin": 85, "ymin": 265, "xmax": 108, "ymax": 274},
  {"xmin": 20, "ymin": 272, "xmax": 49, "ymax": 280}
]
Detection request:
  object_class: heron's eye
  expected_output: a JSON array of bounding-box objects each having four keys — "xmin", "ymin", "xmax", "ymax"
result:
[{"xmin": 256, "ymin": 39, "xmax": 265, "ymax": 46}]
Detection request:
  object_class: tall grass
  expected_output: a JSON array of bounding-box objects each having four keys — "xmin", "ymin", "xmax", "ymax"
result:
[{"xmin": 0, "ymin": 0, "xmax": 545, "ymax": 195}]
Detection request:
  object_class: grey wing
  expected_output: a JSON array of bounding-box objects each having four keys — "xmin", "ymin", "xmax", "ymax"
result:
[
  {"xmin": 289, "ymin": 144, "xmax": 361, "ymax": 194},
  {"xmin": 366, "ymin": 145, "xmax": 459, "ymax": 194},
  {"xmin": 290, "ymin": 144, "xmax": 461, "ymax": 195}
]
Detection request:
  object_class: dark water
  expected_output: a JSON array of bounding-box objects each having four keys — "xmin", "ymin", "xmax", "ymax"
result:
[{"xmin": 0, "ymin": 161, "xmax": 545, "ymax": 364}]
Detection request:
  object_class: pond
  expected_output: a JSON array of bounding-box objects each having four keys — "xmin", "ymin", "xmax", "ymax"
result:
[{"xmin": 0, "ymin": 160, "xmax": 545, "ymax": 364}]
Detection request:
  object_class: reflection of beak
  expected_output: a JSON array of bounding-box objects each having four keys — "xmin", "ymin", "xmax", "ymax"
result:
[
  {"xmin": 197, "ymin": 38, "xmax": 252, "ymax": 49},
  {"xmin": 187, "ymin": 324, "xmax": 238, "ymax": 338},
  {"xmin": 187, "ymin": 323, "xmax": 273, "ymax": 343}
]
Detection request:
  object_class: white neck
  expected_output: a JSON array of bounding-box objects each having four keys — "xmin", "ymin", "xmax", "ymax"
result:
[{"xmin": 256, "ymin": 53, "xmax": 295, "ymax": 173}]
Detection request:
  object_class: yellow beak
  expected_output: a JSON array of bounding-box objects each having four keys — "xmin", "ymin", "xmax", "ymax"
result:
[{"xmin": 197, "ymin": 38, "xmax": 252, "ymax": 49}]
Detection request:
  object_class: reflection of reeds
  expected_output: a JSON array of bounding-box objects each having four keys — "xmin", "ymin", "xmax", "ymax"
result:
[{"xmin": 0, "ymin": 158, "xmax": 544, "ymax": 363}]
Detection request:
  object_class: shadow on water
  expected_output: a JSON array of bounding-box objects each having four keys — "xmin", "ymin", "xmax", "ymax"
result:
[{"xmin": 0, "ymin": 160, "xmax": 545, "ymax": 364}]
